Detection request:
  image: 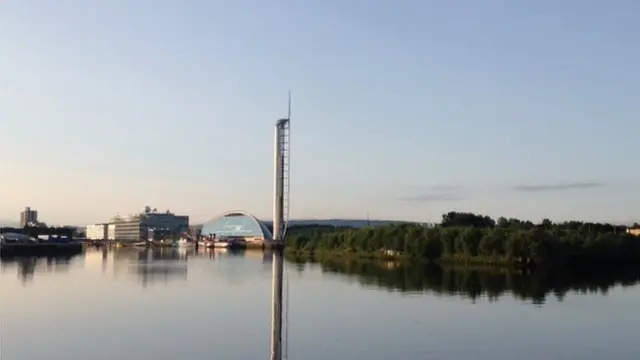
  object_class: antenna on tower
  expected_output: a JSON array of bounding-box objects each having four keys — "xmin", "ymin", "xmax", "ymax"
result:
[{"xmin": 287, "ymin": 90, "xmax": 291, "ymax": 120}]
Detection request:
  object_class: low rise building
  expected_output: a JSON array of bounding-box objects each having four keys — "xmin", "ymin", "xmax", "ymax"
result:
[{"xmin": 86, "ymin": 224, "xmax": 108, "ymax": 240}]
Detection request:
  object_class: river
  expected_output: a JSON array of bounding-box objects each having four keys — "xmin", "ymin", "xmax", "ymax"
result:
[{"xmin": 1, "ymin": 247, "xmax": 639, "ymax": 359}]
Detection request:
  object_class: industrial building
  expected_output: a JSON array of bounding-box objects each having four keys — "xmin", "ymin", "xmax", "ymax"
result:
[{"xmin": 110, "ymin": 207, "xmax": 189, "ymax": 242}]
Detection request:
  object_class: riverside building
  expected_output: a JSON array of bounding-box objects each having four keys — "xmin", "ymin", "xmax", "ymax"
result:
[{"xmin": 111, "ymin": 207, "xmax": 189, "ymax": 242}]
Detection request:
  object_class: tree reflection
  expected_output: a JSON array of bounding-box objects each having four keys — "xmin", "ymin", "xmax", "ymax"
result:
[{"xmin": 290, "ymin": 256, "xmax": 640, "ymax": 305}]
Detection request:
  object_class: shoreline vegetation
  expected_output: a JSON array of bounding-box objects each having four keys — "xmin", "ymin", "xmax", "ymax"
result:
[{"xmin": 284, "ymin": 212, "xmax": 640, "ymax": 268}]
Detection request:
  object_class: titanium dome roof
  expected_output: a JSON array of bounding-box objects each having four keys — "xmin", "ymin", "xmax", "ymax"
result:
[{"xmin": 200, "ymin": 211, "xmax": 273, "ymax": 240}]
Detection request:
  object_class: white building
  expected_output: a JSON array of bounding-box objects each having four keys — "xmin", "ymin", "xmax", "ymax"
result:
[
  {"xmin": 86, "ymin": 224, "xmax": 108, "ymax": 240},
  {"xmin": 107, "ymin": 224, "xmax": 116, "ymax": 240}
]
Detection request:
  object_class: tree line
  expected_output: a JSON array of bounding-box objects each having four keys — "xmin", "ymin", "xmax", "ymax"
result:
[
  {"xmin": 0, "ymin": 226, "xmax": 76, "ymax": 238},
  {"xmin": 284, "ymin": 212, "xmax": 640, "ymax": 267}
]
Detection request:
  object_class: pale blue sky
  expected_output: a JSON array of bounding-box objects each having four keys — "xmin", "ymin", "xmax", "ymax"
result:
[{"xmin": 1, "ymin": 0, "xmax": 639, "ymax": 225}]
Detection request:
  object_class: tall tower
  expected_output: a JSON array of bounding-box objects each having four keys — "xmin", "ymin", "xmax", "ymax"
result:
[
  {"xmin": 271, "ymin": 94, "xmax": 291, "ymax": 360},
  {"xmin": 272, "ymin": 96, "xmax": 291, "ymax": 244}
]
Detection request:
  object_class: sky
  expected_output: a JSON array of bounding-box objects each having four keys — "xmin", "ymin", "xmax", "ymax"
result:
[{"xmin": 1, "ymin": 0, "xmax": 639, "ymax": 226}]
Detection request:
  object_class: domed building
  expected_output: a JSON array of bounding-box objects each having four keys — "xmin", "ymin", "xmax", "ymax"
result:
[{"xmin": 200, "ymin": 211, "xmax": 273, "ymax": 244}]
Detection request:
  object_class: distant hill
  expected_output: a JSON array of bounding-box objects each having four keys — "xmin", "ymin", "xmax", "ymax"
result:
[
  {"xmin": 263, "ymin": 219, "xmax": 426, "ymax": 228},
  {"xmin": 190, "ymin": 218, "xmax": 430, "ymax": 230}
]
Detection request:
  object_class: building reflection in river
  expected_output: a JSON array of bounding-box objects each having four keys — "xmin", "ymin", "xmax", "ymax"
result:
[
  {"xmin": 0, "ymin": 254, "xmax": 78, "ymax": 284},
  {"xmin": 116, "ymin": 248, "xmax": 189, "ymax": 287},
  {"xmin": 109, "ymin": 247, "xmax": 272, "ymax": 287}
]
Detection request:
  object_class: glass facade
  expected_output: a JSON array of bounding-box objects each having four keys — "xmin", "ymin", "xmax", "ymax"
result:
[{"xmin": 201, "ymin": 212, "xmax": 273, "ymax": 240}]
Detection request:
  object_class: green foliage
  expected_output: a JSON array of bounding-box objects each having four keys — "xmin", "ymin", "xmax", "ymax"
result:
[
  {"xmin": 284, "ymin": 212, "xmax": 639, "ymax": 267},
  {"xmin": 442, "ymin": 211, "xmax": 495, "ymax": 228}
]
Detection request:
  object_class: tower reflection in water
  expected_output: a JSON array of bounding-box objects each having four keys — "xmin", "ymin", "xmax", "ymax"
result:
[{"xmin": 270, "ymin": 250, "xmax": 285, "ymax": 360}]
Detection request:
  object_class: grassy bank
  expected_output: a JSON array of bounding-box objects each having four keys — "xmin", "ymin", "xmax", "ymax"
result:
[
  {"xmin": 284, "ymin": 247, "xmax": 410, "ymax": 261},
  {"xmin": 284, "ymin": 247, "xmax": 527, "ymax": 269}
]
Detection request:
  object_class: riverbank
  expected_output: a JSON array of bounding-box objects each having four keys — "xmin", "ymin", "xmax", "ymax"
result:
[
  {"xmin": 284, "ymin": 212, "xmax": 640, "ymax": 268},
  {"xmin": 0, "ymin": 241, "xmax": 84, "ymax": 257},
  {"xmin": 284, "ymin": 248, "xmax": 533, "ymax": 269},
  {"xmin": 285, "ymin": 247, "xmax": 408, "ymax": 260}
]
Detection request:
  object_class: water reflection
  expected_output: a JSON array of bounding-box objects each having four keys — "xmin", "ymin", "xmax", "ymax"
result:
[
  {"xmin": 6, "ymin": 248, "xmax": 639, "ymax": 306},
  {"xmin": 126, "ymin": 248, "xmax": 189, "ymax": 287},
  {"xmin": 0, "ymin": 253, "xmax": 78, "ymax": 284},
  {"xmin": 0, "ymin": 247, "xmax": 278, "ymax": 288},
  {"xmin": 2, "ymin": 248, "xmax": 639, "ymax": 360},
  {"xmin": 292, "ymin": 257, "xmax": 640, "ymax": 305},
  {"xmin": 114, "ymin": 247, "xmax": 274, "ymax": 287}
]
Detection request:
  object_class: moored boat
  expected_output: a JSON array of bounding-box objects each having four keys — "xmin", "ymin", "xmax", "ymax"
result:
[
  {"xmin": 174, "ymin": 238, "xmax": 196, "ymax": 248},
  {"xmin": 207, "ymin": 238, "xmax": 247, "ymax": 249}
]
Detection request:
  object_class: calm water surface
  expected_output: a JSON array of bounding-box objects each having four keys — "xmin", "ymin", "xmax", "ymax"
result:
[{"xmin": 1, "ymin": 248, "xmax": 639, "ymax": 360}]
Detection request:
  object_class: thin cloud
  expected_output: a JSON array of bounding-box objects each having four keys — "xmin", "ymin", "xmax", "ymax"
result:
[
  {"xmin": 398, "ymin": 193, "xmax": 466, "ymax": 203},
  {"xmin": 399, "ymin": 184, "xmax": 468, "ymax": 203},
  {"xmin": 512, "ymin": 182, "xmax": 606, "ymax": 192},
  {"xmin": 408, "ymin": 185, "xmax": 465, "ymax": 192}
]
